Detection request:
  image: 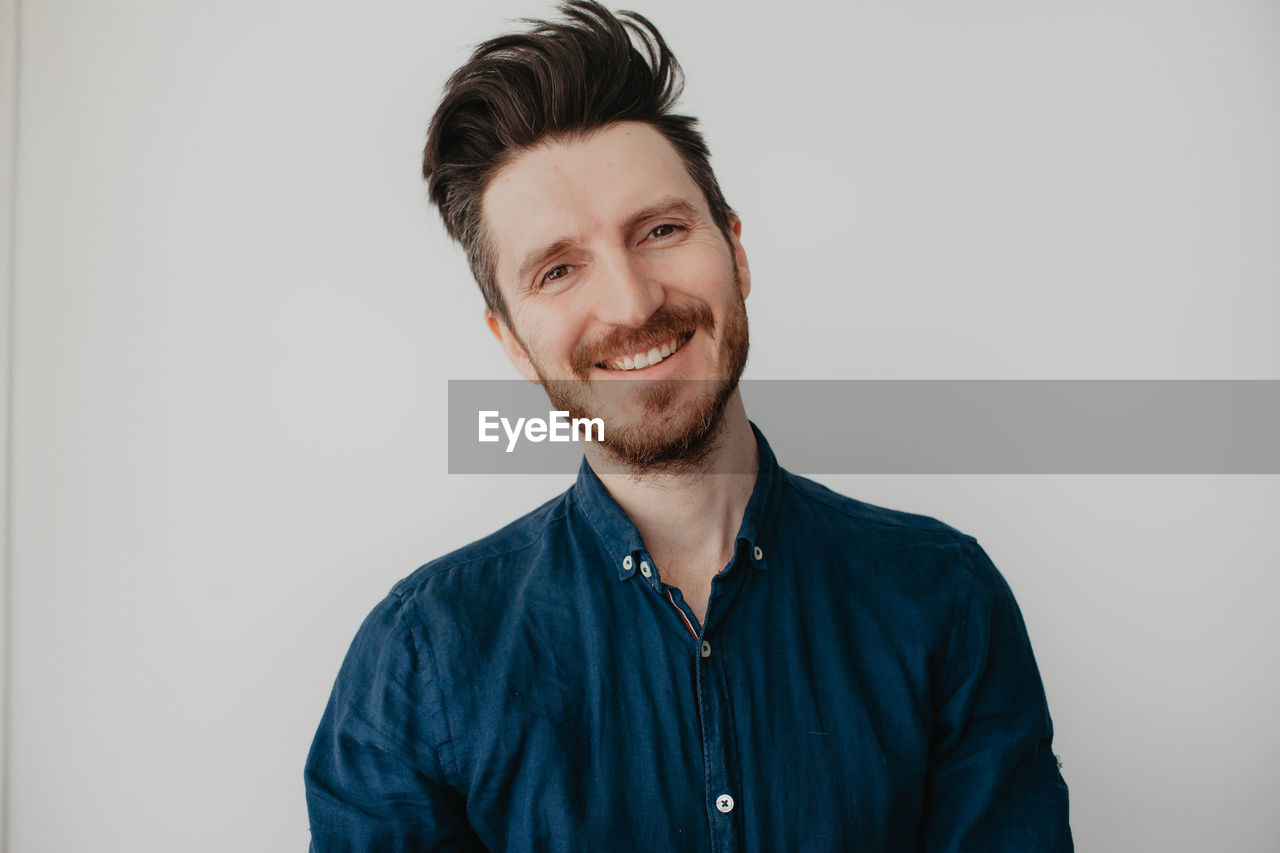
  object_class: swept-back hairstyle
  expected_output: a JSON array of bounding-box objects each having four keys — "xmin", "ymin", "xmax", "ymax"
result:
[{"xmin": 422, "ymin": 0, "xmax": 734, "ymax": 322}]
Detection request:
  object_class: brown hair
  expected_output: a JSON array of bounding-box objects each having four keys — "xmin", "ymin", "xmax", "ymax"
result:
[{"xmin": 421, "ymin": 1, "xmax": 735, "ymax": 322}]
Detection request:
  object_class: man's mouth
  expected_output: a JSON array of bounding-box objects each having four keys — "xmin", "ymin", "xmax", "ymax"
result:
[{"xmin": 597, "ymin": 331, "xmax": 693, "ymax": 371}]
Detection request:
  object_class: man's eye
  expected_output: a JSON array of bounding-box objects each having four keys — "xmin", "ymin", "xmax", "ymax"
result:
[
  {"xmin": 541, "ymin": 265, "xmax": 570, "ymax": 286},
  {"xmin": 649, "ymin": 223, "xmax": 683, "ymax": 239}
]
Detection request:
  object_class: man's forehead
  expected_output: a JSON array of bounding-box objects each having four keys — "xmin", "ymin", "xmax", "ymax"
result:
[{"xmin": 481, "ymin": 123, "xmax": 709, "ymax": 275}]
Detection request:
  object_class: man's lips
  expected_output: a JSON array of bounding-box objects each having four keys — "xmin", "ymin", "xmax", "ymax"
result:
[{"xmin": 596, "ymin": 331, "xmax": 694, "ymax": 371}]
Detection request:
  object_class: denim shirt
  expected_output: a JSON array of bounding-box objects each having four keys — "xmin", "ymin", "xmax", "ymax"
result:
[{"xmin": 305, "ymin": 427, "xmax": 1072, "ymax": 851}]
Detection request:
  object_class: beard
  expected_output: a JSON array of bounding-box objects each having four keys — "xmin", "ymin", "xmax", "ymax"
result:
[{"xmin": 534, "ymin": 278, "xmax": 750, "ymax": 476}]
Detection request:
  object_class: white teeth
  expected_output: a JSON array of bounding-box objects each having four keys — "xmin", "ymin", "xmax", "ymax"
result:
[{"xmin": 604, "ymin": 335, "xmax": 687, "ymax": 370}]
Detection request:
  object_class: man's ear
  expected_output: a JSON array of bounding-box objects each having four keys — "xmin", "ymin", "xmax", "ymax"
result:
[
  {"xmin": 486, "ymin": 309, "xmax": 540, "ymax": 383},
  {"xmin": 728, "ymin": 215, "xmax": 751, "ymax": 300}
]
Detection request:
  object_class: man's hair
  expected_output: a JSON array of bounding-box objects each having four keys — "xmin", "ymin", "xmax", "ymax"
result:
[{"xmin": 422, "ymin": 0, "xmax": 735, "ymax": 323}]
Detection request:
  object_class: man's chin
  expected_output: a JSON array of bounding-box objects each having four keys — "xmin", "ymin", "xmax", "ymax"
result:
[
  {"xmin": 574, "ymin": 379, "xmax": 739, "ymax": 475},
  {"xmin": 590, "ymin": 415, "xmax": 725, "ymax": 475}
]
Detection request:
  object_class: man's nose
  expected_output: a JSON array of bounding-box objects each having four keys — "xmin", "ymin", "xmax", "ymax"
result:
[{"xmin": 592, "ymin": 251, "xmax": 664, "ymax": 328}]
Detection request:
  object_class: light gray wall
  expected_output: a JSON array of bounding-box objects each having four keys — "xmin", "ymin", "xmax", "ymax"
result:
[
  {"xmin": 7, "ymin": 1, "xmax": 1280, "ymax": 851},
  {"xmin": 2, "ymin": 0, "xmax": 18, "ymax": 845}
]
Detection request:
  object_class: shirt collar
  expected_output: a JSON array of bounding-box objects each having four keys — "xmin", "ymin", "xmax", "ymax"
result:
[{"xmin": 571, "ymin": 422, "xmax": 780, "ymax": 580}]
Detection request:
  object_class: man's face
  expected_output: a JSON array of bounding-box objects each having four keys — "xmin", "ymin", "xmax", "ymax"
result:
[{"xmin": 482, "ymin": 121, "xmax": 751, "ymax": 472}]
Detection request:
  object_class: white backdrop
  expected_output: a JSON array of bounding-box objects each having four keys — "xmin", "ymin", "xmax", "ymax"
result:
[{"xmin": 6, "ymin": 1, "xmax": 1279, "ymax": 850}]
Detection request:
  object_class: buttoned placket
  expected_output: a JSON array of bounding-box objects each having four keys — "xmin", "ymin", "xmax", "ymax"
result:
[{"xmin": 629, "ymin": 539, "xmax": 764, "ymax": 853}]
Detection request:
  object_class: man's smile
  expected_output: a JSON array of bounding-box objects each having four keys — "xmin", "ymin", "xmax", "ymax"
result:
[{"xmin": 597, "ymin": 331, "xmax": 695, "ymax": 372}]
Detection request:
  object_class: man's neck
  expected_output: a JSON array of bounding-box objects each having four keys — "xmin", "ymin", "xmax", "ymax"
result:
[{"xmin": 585, "ymin": 393, "xmax": 758, "ymax": 613}]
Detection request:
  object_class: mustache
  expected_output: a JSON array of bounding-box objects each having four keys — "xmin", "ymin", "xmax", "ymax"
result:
[{"xmin": 571, "ymin": 303, "xmax": 716, "ymax": 377}]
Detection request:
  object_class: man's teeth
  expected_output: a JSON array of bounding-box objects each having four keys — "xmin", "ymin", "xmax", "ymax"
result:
[{"xmin": 605, "ymin": 336, "xmax": 684, "ymax": 371}]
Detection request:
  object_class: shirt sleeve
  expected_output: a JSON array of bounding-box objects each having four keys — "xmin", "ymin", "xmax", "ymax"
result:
[
  {"xmin": 920, "ymin": 540, "xmax": 1073, "ymax": 852},
  {"xmin": 304, "ymin": 592, "xmax": 487, "ymax": 853}
]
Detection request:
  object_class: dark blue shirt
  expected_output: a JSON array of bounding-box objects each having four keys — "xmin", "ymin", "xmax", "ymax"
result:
[{"xmin": 305, "ymin": 427, "xmax": 1071, "ymax": 851}]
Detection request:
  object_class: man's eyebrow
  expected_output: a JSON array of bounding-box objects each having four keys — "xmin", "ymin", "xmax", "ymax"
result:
[
  {"xmin": 624, "ymin": 197, "xmax": 701, "ymax": 231},
  {"xmin": 514, "ymin": 197, "xmax": 703, "ymax": 286},
  {"xmin": 517, "ymin": 237, "xmax": 578, "ymax": 287}
]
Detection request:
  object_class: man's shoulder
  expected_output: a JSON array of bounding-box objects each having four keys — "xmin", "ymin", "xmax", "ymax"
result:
[
  {"xmin": 329, "ymin": 489, "xmax": 583, "ymax": 697},
  {"xmin": 780, "ymin": 469, "xmax": 974, "ymax": 544},
  {"xmin": 388, "ymin": 486, "xmax": 576, "ymax": 600},
  {"xmin": 777, "ymin": 470, "xmax": 1013, "ymax": 601}
]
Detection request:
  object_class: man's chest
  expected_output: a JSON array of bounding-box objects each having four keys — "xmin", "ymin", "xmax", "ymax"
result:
[{"xmin": 430, "ymin": 570, "xmax": 940, "ymax": 852}]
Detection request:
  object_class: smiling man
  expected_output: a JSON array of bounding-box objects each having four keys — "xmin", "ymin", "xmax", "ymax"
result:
[
  {"xmin": 485, "ymin": 121, "xmax": 752, "ymax": 480},
  {"xmin": 304, "ymin": 3, "xmax": 1072, "ymax": 851}
]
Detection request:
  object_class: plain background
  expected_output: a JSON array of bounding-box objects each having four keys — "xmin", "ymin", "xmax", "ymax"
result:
[{"xmin": 4, "ymin": 1, "xmax": 1279, "ymax": 850}]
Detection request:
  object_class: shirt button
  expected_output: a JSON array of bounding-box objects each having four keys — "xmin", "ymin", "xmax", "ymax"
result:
[
  {"xmin": 622, "ymin": 555, "xmax": 633, "ymax": 571},
  {"xmin": 715, "ymin": 794, "xmax": 735, "ymax": 813},
  {"xmin": 639, "ymin": 560, "xmax": 653, "ymax": 578},
  {"xmin": 700, "ymin": 640, "xmax": 711, "ymax": 658},
  {"xmin": 752, "ymin": 545, "xmax": 764, "ymax": 561}
]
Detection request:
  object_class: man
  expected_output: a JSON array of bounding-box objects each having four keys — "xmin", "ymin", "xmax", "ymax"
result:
[{"xmin": 305, "ymin": 3, "xmax": 1072, "ymax": 850}]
